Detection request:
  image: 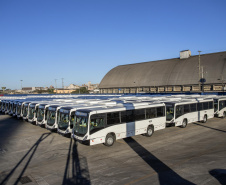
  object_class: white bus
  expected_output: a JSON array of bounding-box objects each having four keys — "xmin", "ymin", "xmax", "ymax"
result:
[
  {"xmin": 165, "ymin": 98, "xmax": 214, "ymax": 128},
  {"xmin": 3, "ymin": 100, "xmax": 10, "ymax": 114},
  {"xmin": 72, "ymin": 102, "xmax": 166, "ymax": 146},
  {"xmin": 0, "ymin": 100, "xmax": 2, "ymax": 112},
  {"xmin": 45, "ymin": 103, "xmax": 80, "ymax": 131},
  {"xmin": 8, "ymin": 101, "xmax": 16, "ymax": 116},
  {"xmin": 36, "ymin": 101, "xmax": 78, "ymax": 127},
  {"xmin": 28, "ymin": 102, "xmax": 41, "ymax": 124},
  {"xmin": 22, "ymin": 102, "xmax": 31, "ymax": 121},
  {"xmin": 214, "ymin": 97, "xmax": 226, "ymax": 118},
  {"xmin": 46, "ymin": 100, "xmax": 116, "ymax": 132},
  {"xmin": 36, "ymin": 103, "xmax": 54, "ymax": 127},
  {"xmin": 27, "ymin": 100, "xmax": 60, "ymax": 124},
  {"xmin": 57, "ymin": 102, "xmax": 118, "ymax": 137}
]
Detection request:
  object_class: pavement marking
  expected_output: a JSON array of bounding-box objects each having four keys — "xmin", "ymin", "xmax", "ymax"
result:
[{"xmin": 116, "ymin": 140, "xmax": 126, "ymax": 144}]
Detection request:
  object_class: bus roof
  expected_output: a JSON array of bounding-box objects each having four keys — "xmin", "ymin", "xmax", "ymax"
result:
[{"xmin": 76, "ymin": 102, "xmax": 165, "ymax": 114}]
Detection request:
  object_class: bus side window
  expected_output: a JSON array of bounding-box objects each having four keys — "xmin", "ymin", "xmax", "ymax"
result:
[
  {"xmin": 146, "ymin": 108, "xmax": 156, "ymax": 119},
  {"xmin": 184, "ymin": 104, "xmax": 190, "ymax": 114},
  {"xmin": 121, "ymin": 110, "xmax": 135, "ymax": 123},
  {"xmin": 107, "ymin": 112, "xmax": 120, "ymax": 125},
  {"xmin": 176, "ymin": 105, "xmax": 183, "ymax": 118},
  {"xmin": 157, "ymin": 107, "xmax": 164, "ymax": 117},
  {"xmin": 198, "ymin": 103, "xmax": 203, "ymax": 111},
  {"xmin": 209, "ymin": 101, "xmax": 213, "ymax": 109},
  {"xmin": 190, "ymin": 103, "xmax": 197, "ymax": 112},
  {"xmin": 134, "ymin": 109, "xmax": 145, "ymax": 121},
  {"xmin": 90, "ymin": 114, "xmax": 106, "ymax": 134},
  {"xmin": 203, "ymin": 102, "xmax": 208, "ymax": 110}
]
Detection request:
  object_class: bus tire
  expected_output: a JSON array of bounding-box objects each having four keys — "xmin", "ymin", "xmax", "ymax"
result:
[
  {"xmin": 181, "ymin": 119, "xmax": 187, "ymax": 128},
  {"xmin": 202, "ymin": 115, "xmax": 207, "ymax": 123},
  {"xmin": 104, "ymin": 133, "xmax": 115, "ymax": 147},
  {"xmin": 222, "ymin": 112, "xmax": 226, "ymax": 119},
  {"xmin": 146, "ymin": 125, "xmax": 154, "ymax": 137}
]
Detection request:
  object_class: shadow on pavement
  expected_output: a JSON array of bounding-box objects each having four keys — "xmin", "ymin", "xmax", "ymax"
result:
[
  {"xmin": 0, "ymin": 132, "xmax": 51, "ymax": 185},
  {"xmin": 192, "ymin": 122, "xmax": 226, "ymax": 133},
  {"xmin": 124, "ymin": 137, "xmax": 195, "ymax": 185},
  {"xmin": 62, "ymin": 138, "xmax": 91, "ymax": 185},
  {"xmin": 209, "ymin": 169, "xmax": 226, "ymax": 185}
]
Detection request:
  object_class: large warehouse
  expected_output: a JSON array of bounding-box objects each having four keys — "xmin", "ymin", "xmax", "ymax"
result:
[{"xmin": 99, "ymin": 50, "xmax": 226, "ymax": 94}]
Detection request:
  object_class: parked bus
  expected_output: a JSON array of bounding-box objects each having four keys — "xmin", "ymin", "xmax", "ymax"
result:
[
  {"xmin": 72, "ymin": 102, "xmax": 166, "ymax": 146},
  {"xmin": 36, "ymin": 101, "xmax": 80, "ymax": 127},
  {"xmin": 0, "ymin": 100, "xmax": 2, "ymax": 112},
  {"xmin": 22, "ymin": 102, "xmax": 31, "ymax": 121},
  {"xmin": 165, "ymin": 98, "xmax": 214, "ymax": 128},
  {"xmin": 17, "ymin": 101, "xmax": 32, "ymax": 119},
  {"xmin": 45, "ymin": 103, "xmax": 77, "ymax": 131},
  {"xmin": 28, "ymin": 102, "xmax": 40, "ymax": 124},
  {"xmin": 46, "ymin": 100, "xmax": 115, "ymax": 132},
  {"xmin": 57, "ymin": 102, "xmax": 118, "ymax": 137},
  {"xmin": 214, "ymin": 96, "xmax": 226, "ymax": 118},
  {"xmin": 3, "ymin": 100, "xmax": 10, "ymax": 114}
]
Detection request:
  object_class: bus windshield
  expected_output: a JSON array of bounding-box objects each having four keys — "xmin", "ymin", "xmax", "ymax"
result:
[
  {"xmin": 37, "ymin": 108, "xmax": 44, "ymax": 122},
  {"xmin": 9, "ymin": 104, "xmax": 12, "ymax": 112},
  {"xmin": 47, "ymin": 110, "xmax": 56, "ymax": 126},
  {"xmin": 29, "ymin": 107, "xmax": 35, "ymax": 119},
  {"xmin": 58, "ymin": 112, "xmax": 69, "ymax": 130},
  {"xmin": 13, "ymin": 104, "xmax": 16, "ymax": 113},
  {"xmin": 23, "ymin": 105, "xmax": 28, "ymax": 117},
  {"xmin": 166, "ymin": 105, "xmax": 174, "ymax": 121},
  {"xmin": 74, "ymin": 112, "xmax": 88, "ymax": 137},
  {"xmin": 17, "ymin": 105, "xmax": 21, "ymax": 115}
]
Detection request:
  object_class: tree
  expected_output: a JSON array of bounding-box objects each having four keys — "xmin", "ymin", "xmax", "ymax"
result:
[
  {"xmin": 2, "ymin": 87, "xmax": 6, "ymax": 91},
  {"xmin": 71, "ymin": 87, "xmax": 89, "ymax": 94},
  {"xmin": 48, "ymin": 89, "xmax": 55, "ymax": 94}
]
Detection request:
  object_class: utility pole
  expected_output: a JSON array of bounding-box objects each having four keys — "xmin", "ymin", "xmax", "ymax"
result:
[
  {"xmin": 198, "ymin": 51, "xmax": 201, "ymax": 92},
  {"xmin": 61, "ymin": 78, "xmax": 64, "ymax": 89},
  {"xmin": 55, "ymin": 79, "xmax": 57, "ymax": 94},
  {"xmin": 20, "ymin": 80, "xmax": 23, "ymax": 90}
]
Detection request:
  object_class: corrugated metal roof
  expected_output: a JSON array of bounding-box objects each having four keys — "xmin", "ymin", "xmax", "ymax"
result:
[{"xmin": 99, "ymin": 51, "xmax": 226, "ymax": 88}]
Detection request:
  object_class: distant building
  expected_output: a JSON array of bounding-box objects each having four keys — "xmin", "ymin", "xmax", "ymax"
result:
[
  {"xmin": 21, "ymin": 87, "xmax": 46, "ymax": 93},
  {"xmin": 54, "ymin": 88, "xmax": 74, "ymax": 94},
  {"xmin": 65, "ymin": 84, "xmax": 80, "ymax": 90},
  {"xmin": 87, "ymin": 81, "xmax": 99, "ymax": 91}
]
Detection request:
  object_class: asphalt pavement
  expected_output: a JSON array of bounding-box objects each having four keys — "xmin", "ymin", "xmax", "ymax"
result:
[{"xmin": 0, "ymin": 113, "xmax": 226, "ymax": 185}]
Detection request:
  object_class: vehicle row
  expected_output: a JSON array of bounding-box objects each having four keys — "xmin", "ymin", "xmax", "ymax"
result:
[{"xmin": 0, "ymin": 95, "xmax": 226, "ymax": 146}]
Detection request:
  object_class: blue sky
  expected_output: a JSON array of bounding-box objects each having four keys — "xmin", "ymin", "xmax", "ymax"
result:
[{"xmin": 0, "ymin": 0, "xmax": 226, "ymax": 90}]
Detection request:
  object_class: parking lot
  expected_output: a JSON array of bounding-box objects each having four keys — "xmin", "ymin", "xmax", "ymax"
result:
[{"xmin": 0, "ymin": 113, "xmax": 226, "ymax": 185}]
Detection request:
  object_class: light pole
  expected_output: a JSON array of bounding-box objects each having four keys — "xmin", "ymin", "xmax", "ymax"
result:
[
  {"xmin": 20, "ymin": 80, "xmax": 23, "ymax": 90},
  {"xmin": 198, "ymin": 51, "xmax": 201, "ymax": 92},
  {"xmin": 61, "ymin": 78, "xmax": 64, "ymax": 89}
]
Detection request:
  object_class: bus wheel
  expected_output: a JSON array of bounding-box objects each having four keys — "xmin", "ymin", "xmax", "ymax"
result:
[
  {"xmin": 181, "ymin": 119, "xmax": 187, "ymax": 128},
  {"xmin": 104, "ymin": 134, "xmax": 115, "ymax": 147},
  {"xmin": 146, "ymin": 125, "xmax": 154, "ymax": 137},
  {"xmin": 222, "ymin": 112, "xmax": 226, "ymax": 119},
  {"xmin": 202, "ymin": 115, "xmax": 207, "ymax": 123}
]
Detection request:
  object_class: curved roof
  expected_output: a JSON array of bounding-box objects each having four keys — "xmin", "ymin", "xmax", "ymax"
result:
[{"xmin": 99, "ymin": 51, "xmax": 226, "ymax": 88}]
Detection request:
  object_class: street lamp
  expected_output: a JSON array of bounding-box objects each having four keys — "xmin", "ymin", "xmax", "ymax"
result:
[{"xmin": 20, "ymin": 80, "xmax": 23, "ymax": 90}]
